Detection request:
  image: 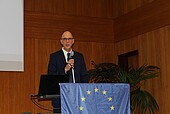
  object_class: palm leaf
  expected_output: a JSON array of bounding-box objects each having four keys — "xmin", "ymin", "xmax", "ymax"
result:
[
  {"xmin": 131, "ymin": 89, "xmax": 159, "ymax": 114},
  {"xmin": 88, "ymin": 63, "xmax": 120, "ymax": 83},
  {"xmin": 128, "ymin": 64, "xmax": 160, "ymax": 87}
]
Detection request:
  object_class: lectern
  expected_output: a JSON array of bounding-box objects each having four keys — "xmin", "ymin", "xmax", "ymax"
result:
[{"xmin": 60, "ymin": 83, "xmax": 130, "ymax": 114}]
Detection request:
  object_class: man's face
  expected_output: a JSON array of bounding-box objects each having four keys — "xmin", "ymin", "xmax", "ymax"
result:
[{"xmin": 60, "ymin": 32, "xmax": 74, "ymax": 52}]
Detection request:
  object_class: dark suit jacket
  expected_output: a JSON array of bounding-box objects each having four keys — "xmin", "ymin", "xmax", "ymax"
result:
[{"xmin": 47, "ymin": 49, "xmax": 89, "ymax": 83}]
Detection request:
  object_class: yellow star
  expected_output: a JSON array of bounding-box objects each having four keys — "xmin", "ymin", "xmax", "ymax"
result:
[
  {"xmin": 110, "ymin": 105, "xmax": 115, "ymax": 110},
  {"xmin": 94, "ymin": 88, "xmax": 99, "ymax": 92},
  {"xmin": 81, "ymin": 97, "xmax": 86, "ymax": 101},
  {"xmin": 108, "ymin": 97, "xmax": 112, "ymax": 101},
  {"xmin": 102, "ymin": 90, "xmax": 107, "ymax": 95},
  {"xmin": 79, "ymin": 106, "xmax": 83, "ymax": 111},
  {"xmin": 87, "ymin": 90, "xmax": 91, "ymax": 95}
]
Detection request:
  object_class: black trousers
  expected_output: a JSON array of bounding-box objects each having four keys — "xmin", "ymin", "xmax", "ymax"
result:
[{"xmin": 52, "ymin": 98, "xmax": 61, "ymax": 113}]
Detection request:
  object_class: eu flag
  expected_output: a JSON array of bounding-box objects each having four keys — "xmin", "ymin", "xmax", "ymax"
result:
[{"xmin": 60, "ymin": 83, "xmax": 130, "ymax": 114}]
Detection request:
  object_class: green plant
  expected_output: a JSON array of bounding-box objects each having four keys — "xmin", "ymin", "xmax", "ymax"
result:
[{"xmin": 88, "ymin": 61, "xmax": 160, "ymax": 114}]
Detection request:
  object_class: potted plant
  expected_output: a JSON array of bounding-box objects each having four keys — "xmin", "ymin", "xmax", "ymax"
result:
[{"xmin": 88, "ymin": 61, "xmax": 160, "ymax": 114}]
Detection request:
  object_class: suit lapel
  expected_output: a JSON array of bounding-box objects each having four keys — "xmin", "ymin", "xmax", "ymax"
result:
[{"xmin": 59, "ymin": 49, "xmax": 67, "ymax": 65}]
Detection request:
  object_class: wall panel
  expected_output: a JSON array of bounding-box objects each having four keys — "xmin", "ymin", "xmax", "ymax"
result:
[
  {"xmin": 24, "ymin": 0, "xmax": 114, "ymax": 18},
  {"xmin": 115, "ymin": 25, "xmax": 170, "ymax": 114},
  {"xmin": 114, "ymin": 0, "xmax": 170, "ymax": 42},
  {"xmin": 113, "ymin": 0, "xmax": 154, "ymax": 18},
  {"xmin": 25, "ymin": 11, "xmax": 114, "ymax": 42},
  {"xmin": 24, "ymin": 0, "xmax": 153, "ymax": 19}
]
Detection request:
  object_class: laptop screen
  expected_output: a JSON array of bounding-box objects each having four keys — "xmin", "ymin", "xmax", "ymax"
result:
[{"xmin": 38, "ymin": 74, "xmax": 69, "ymax": 96}]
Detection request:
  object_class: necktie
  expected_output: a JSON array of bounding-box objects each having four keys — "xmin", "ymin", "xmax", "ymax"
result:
[
  {"xmin": 67, "ymin": 53, "xmax": 70, "ymax": 62},
  {"xmin": 67, "ymin": 52, "xmax": 73, "ymax": 82}
]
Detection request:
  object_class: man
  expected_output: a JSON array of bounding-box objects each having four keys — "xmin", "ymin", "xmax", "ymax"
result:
[{"xmin": 47, "ymin": 31, "xmax": 89, "ymax": 113}]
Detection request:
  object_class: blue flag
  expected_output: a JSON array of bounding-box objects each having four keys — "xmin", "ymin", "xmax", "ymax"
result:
[{"xmin": 60, "ymin": 83, "xmax": 130, "ymax": 114}]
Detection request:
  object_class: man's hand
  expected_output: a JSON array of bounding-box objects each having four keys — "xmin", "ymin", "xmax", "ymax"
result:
[{"xmin": 64, "ymin": 59, "xmax": 74, "ymax": 73}]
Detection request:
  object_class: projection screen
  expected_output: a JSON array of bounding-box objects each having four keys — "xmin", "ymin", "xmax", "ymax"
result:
[{"xmin": 0, "ymin": 0, "xmax": 24, "ymax": 71}]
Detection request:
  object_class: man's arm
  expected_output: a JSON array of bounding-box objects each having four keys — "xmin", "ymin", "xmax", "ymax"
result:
[{"xmin": 47, "ymin": 54, "xmax": 58, "ymax": 75}]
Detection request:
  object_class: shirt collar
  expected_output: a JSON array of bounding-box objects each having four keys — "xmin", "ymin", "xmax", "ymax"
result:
[{"xmin": 62, "ymin": 47, "xmax": 72, "ymax": 62}]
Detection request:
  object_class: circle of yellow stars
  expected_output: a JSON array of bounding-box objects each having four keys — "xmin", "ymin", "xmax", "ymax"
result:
[{"xmin": 79, "ymin": 87, "xmax": 115, "ymax": 111}]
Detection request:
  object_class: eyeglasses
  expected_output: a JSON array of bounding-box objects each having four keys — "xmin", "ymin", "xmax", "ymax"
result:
[{"xmin": 61, "ymin": 38, "xmax": 74, "ymax": 41}]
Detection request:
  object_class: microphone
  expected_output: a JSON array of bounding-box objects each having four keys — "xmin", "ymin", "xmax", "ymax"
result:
[
  {"xmin": 69, "ymin": 51, "xmax": 74, "ymax": 59},
  {"xmin": 69, "ymin": 51, "xmax": 74, "ymax": 68},
  {"xmin": 69, "ymin": 51, "xmax": 75, "ymax": 83}
]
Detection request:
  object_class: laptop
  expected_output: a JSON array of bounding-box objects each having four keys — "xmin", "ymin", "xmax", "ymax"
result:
[{"xmin": 38, "ymin": 74, "xmax": 69, "ymax": 99}]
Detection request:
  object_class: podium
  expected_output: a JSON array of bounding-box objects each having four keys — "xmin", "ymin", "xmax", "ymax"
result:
[
  {"xmin": 60, "ymin": 83, "xmax": 130, "ymax": 114},
  {"xmin": 31, "ymin": 83, "xmax": 130, "ymax": 114}
]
